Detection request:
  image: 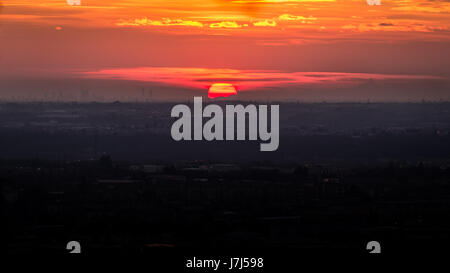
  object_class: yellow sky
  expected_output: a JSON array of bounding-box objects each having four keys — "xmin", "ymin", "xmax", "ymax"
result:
[{"xmin": 1, "ymin": 0, "xmax": 449, "ymax": 42}]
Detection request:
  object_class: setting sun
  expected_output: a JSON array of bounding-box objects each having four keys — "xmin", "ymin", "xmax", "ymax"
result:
[{"xmin": 208, "ymin": 83, "xmax": 237, "ymax": 99}]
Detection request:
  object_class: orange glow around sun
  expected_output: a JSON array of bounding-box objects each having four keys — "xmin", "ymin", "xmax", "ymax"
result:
[{"xmin": 208, "ymin": 83, "xmax": 237, "ymax": 99}]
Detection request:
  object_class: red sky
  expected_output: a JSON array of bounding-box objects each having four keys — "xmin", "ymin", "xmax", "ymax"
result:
[{"xmin": 0, "ymin": 0, "xmax": 449, "ymax": 101}]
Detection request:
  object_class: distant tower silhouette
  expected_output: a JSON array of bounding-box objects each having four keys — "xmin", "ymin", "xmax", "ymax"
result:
[{"xmin": 142, "ymin": 88, "xmax": 153, "ymax": 102}]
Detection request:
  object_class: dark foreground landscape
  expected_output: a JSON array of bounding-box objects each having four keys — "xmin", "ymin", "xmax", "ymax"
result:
[
  {"xmin": 1, "ymin": 102, "xmax": 450, "ymax": 256},
  {"xmin": 2, "ymin": 158, "xmax": 450, "ymax": 255}
]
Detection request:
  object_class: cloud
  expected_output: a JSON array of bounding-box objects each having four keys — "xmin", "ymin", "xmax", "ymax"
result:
[
  {"xmin": 392, "ymin": 5, "xmax": 450, "ymax": 13},
  {"xmin": 278, "ymin": 14, "xmax": 317, "ymax": 23},
  {"xmin": 209, "ymin": 21, "xmax": 242, "ymax": 28},
  {"xmin": 116, "ymin": 17, "xmax": 203, "ymax": 27},
  {"xmin": 253, "ymin": 19, "xmax": 277, "ymax": 27},
  {"xmin": 82, "ymin": 67, "xmax": 445, "ymax": 91},
  {"xmin": 342, "ymin": 22, "xmax": 447, "ymax": 33}
]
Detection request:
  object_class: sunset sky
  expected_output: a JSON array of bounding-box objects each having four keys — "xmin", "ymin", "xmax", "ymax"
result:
[{"xmin": 0, "ymin": 0, "xmax": 449, "ymax": 101}]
